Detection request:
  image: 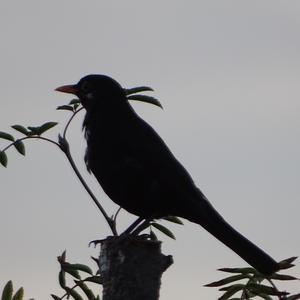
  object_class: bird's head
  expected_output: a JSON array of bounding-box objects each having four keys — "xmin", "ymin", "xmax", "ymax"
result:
[
  {"xmin": 55, "ymin": 74, "xmax": 162, "ymax": 110},
  {"xmin": 55, "ymin": 74, "xmax": 125, "ymax": 110}
]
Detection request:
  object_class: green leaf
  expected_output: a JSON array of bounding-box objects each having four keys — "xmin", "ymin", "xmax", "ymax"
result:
[
  {"xmin": 127, "ymin": 94, "xmax": 163, "ymax": 109},
  {"xmin": 205, "ymin": 274, "xmax": 251, "ymax": 287},
  {"xmin": 253, "ymin": 293, "xmax": 273, "ymax": 300},
  {"xmin": 69, "ymin": 99, "xmax": 81, "ymax": 105},
  {"xmin": 219, "ymin": 284, "xmax": 245, "ymax": 300},
  {"xmin": 11, "ymin": 125, "xmax": 30, "ymax": 136},
  {"xmin": 150, "ymin": 230, "xmax": 158, "ymax": 241},
  {"xmin": 50, "ymin": 295, "xmax": 61, "ymax": 300},
  {"xmin": 218, "ymin": 267, "xmax": 257, "ymax": 274},
  {"xmin": 151, "ymin": 222, "xmax": 176, "ymax": 239},
  {"xmin": 0, "ymin": 151, "xmax": 8, "ymax": 167},
  {"xmin": 0, "ymin": 132, "xmax": 14, "ymax": 142},
  {"xmin": 271, "ymin": 273, "xmax": 298, "ymax": 281},
  {"xmin": 125, "ymin": 86, "xmax": 154, "ymax": 95},
  {"xmin": 247, "ymin": 283, "xmax": 288, "ymax": 296},
  {"xmin": 12, "ymin": 288, "xmax": 24, "ymax": 300},
  {"xmin": 65, "ymin": 288, "xmax": 84, "ymax": 300},
  {"xmin": 57, "ymin": 105, "xmax": 74, "ymax": 112},
  {"xmin": 59, "ymin": 271, "xmax": 66, "ymax": 288},
  {"xmin": 75, "ymin": 281, "xmax": 96, "ymax": 299},
  {"xmin": 1, "ymin": 280, "xmax": 13, "ymax": 300},
  {"xmin": 61, "ymin": 263, "xmax": 81, "ymax": 279},
  {"xmin": 57, "ymin": 250, "xmax": 66, "ymax": 264},
  {"xmin": 84, "ymin": 276, "xmax": 103, "ymax": 285},
  {"xmin": 66, "ymin": 268, "xmax": 81, "ymax": 279},
  {"xmin": 38, "ymin": 122, "xmax": 58, "ymax": 134},
  {"xmin": 14, "ymin": 140, "xmax": 25, "ymax": 156},
  {"xmin": 287, "ymin": 293, "xmax": 300, "ymax": 300},
  {"xmin": 162, "ymin": 216, "xmax": 183, "ymax": 225},
  {"xmin": 67, "ymin": 264, "xmax": 93, "ymax": 275}
]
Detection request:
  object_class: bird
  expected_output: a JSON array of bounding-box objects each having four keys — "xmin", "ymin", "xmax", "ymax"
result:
[{"xmin": 55, "ymin": 74, "xmax": 279, "ymax": 275}]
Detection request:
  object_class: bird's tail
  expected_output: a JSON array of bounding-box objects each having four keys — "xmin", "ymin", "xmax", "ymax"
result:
[{"xmin": 181, "ymin": 191, "xmax": 279, "ymax": 275}]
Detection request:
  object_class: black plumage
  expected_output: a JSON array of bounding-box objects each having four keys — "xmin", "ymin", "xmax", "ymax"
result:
[{"xmin": 56, "ymin": 74, "xmax": 279, "ymax": 275}]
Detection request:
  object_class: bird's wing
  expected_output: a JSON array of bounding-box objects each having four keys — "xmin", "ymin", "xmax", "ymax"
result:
[{"xmin": 119, "ymin": 117, "xmax": 200, "ymax": 216}]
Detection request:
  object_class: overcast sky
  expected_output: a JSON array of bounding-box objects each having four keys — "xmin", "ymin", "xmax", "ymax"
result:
[{"xmin": 0, "ymin": 1, "xmax": 299, "ymax": 299}]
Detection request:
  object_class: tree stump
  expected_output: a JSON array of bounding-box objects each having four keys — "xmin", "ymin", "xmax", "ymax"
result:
[{"xmin": 99, "ymin": 236, "xmax": 173, "ymax": 300}]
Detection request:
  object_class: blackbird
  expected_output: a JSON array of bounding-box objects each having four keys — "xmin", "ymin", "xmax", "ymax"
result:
[{"xmin": 56, "ymin": 74, "xmax": 279, "ymax": 275}]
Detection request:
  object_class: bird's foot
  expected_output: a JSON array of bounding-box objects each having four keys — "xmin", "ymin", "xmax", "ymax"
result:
[
  {"xmin": 121, "ymin": 216, "xmax": 145, "ymax": 235},
  {"xmin": 89, "ymin": 238, "xmax": 109, "ymax": 247},
  {"xmin": 89, "ymin": 217, "xmax": 153, "ymax": 247},
  {"xmin": 121, "ymin": 217, "xmax": 152, "ymax": 237}
]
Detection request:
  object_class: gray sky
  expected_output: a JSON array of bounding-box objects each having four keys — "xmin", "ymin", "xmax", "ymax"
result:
[{"xmin": 0, "ymin": 1, "xmax": 299, "ymax": 299}]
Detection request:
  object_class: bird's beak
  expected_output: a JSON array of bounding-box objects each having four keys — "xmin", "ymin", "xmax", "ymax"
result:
[{"xmin": 55, "ymin": 84, "xmax": 78, "ymax": 95}]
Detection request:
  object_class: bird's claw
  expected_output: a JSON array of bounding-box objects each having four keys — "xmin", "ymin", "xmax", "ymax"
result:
[{"xmin": 89, "ymin": 238, "xmax": 107, "ymax": 247}]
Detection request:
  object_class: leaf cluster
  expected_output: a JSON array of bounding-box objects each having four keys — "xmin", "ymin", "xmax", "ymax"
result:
[
  {"xmin": 1, "ymin": 281, "xmax": 26, "ymax": 300},
  {"xmin": 51, "ymin": 251, "xmax": 101, "ymax": 300},
  {"xmin": 0, "ymin": 122, "xmax": 58, "ymax": 167},
  {"xmin": 205, "ymin": 257, "xmax": 299, "ymax": 300},
  {"xmin": 57, "ymin": 99, "xmax": 81, "ymax": 112},
  {"xmin": 1, "ymin": 84, "xmax": 298, "ymax": 300},
  {"xmin": 125, "ymin": 86, "xmax": 162, "ymax": 108},
  {"xmin": 149, "ymin": 216, "xmax": 184, "ymax": 240}
]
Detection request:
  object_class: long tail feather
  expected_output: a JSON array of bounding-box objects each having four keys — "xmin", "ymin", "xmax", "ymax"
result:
[{"xmin": 181, "ymin": 192, "xmax": 279, "ymax": 275}]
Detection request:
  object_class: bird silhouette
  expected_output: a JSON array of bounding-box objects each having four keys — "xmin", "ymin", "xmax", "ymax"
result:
[{"xmin": 56, "ymin": 74, "xmax": 279, "ymax": 275}]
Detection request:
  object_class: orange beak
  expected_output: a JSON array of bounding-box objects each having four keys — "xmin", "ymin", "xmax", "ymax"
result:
[{"xmin": 55, "ymin": 84, "xmax": 78, "ymax": 95}]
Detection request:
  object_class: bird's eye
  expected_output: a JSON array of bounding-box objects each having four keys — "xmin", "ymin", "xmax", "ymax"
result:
[{"xmin": 80, "ymin": 81, "xmax": 91, "ymax": 93}]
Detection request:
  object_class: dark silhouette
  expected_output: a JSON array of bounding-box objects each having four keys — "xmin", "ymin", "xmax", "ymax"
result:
[{"xmin": 56, "ymin": 74, "xmax": 279, "ymax": 275}]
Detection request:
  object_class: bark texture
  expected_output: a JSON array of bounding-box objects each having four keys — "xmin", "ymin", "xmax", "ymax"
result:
[{"xmin": 99, "ymin": 236, "xmax": 173, "ymax": 300}]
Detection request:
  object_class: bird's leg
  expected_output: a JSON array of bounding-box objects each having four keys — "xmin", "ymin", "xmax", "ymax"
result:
[
  {"xmin": 90, "ymin": 217, "xmax": 150, "ymax": 247},
  {"xmin": 131, "ymin": 218, "xmax": 152, "ymax": 236},
  {"xmin": 121, "ymin": 216, "xmax": 145, "ymax": 235}
]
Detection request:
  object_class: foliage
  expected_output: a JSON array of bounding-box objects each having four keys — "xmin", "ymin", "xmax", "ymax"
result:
[
  {"xmin": 50, "ymin": 251, "xmax": 101, "ymax": 300},
  {"xmin": 205, "ymin": 257, "xmax": 299, "ymax": 300},
  {"xmin": 1, "ymin": 281, "xmax": 27, "ymax": 300},
  {"xmin": 1, "ymin": 256, "xmax": 298, "ymax": 300},
  {"xmin": 0, "ymin": 87, "xmax": 165, "ymax": 236},
  {"xmin": 1, "ymin": 86, "xmax": 298, "ymax": 299}
]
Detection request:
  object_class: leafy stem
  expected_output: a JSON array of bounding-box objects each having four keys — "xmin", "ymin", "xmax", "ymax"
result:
[
  {"xmin": 1, "ymin": 136, "xmax": 60, "ymax": 153},
  {"xmin": 62, "ymin": 106, "xmax": 84, "ymax": 140},
  {"xmin": 0, "ymin": 105, "xmax": 117, "ymax": 236},
  {"xmin": 1, "ymin": 88, "xmax": 169, "ymax": 238},
  {"xmin": 60, "ymin": 134, "xmax": 117, "ymax": 235},
  {"xmin": 59, "ymin": 106, "xmax": 117, "ymax": 235}
]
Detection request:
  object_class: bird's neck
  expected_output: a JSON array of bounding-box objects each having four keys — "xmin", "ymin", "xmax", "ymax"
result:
[{"xmin": 82, "ymin": 101, "xmax": 138, "ymax": 139}]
